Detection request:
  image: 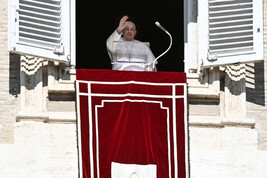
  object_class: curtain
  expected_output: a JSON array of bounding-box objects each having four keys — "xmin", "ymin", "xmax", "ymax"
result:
[{"xmin": 76, "ymin": 69, "xmax": 187, "ymax": 178}]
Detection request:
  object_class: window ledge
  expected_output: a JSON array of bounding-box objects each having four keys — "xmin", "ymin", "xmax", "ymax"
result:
[
  {"xmin": 188, "ymin": 91, "xmax": 220, "ymax": 99},
  {"xmin": 186, "ymin": 73, "xmax": 199, "ymax": 79},
  {"xmin": 48, "ymin": 86, "xmax": 75, "ymax": 94},
  {"xmin": 16, "ymin": 111, "xmax": 76, "ymax": 123},
  {"xmin": 189, "ymin": 116, "xmax": 255, "ymax": 128}
]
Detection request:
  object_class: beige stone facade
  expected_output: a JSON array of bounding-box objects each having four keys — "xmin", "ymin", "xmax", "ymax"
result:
[
  {"xmin": 1, "ymin": 0, "xmax": 267, "ymax": 177},
  {"xmin": 0, "ymin": 0, "xmax": 78, "ymax": 176},
  {"xmin": 187, "ymin": 1, "xmax": 267, "ymax": 177}
]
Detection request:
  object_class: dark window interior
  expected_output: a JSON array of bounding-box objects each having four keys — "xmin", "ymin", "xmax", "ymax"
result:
[{"xmin": 76, "ymin": 0, "xmax": 184, "ymax": 72}]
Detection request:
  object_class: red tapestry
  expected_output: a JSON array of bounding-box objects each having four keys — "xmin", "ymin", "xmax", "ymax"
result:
[{"xmin": 76, "ymin": 69, "xmax": 188, "ymax": 178}]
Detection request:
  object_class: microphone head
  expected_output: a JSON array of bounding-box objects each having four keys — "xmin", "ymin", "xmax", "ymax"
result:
[{"xmin": 155, "ymin": 21, "xmax": 160, "ymax": 26}]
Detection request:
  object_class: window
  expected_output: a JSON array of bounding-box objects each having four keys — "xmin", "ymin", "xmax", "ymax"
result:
[
  {"xmin": 198, "ymin": 0, "xmax": 263, "ymax": 68},
  {"xmin": 8, "ymin": 0, "xmax": 73, "ymax": 64},
  {"xmin": 76, "ymin": 0, "xmax": 184, "ymax": 72}
]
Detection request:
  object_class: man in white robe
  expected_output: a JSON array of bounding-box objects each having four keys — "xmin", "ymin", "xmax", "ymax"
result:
[{"xmin": 106, "ymin": 16, "xmax": 156, "ymax": 71}]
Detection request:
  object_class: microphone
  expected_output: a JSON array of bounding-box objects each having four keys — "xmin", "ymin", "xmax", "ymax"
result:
[
  {"xmin": 153, "ymin": 21, "xmax": 173, "ymax": 70},
  {"xmin": 155, "ymin": 21, "xmax": 168, "ymax": 34}
]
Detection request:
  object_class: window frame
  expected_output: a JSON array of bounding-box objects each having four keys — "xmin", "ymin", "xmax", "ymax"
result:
[
  {"xmin": 184, "ymin": 0, "xmax": 263, "ymax": 76},
  {"xmin": 8, "ymin": 0, "xmax": 75, "ymax": 66},
  {"xmin": 198, "ymin": 0, "xmax": 263, "ymax": 68}
]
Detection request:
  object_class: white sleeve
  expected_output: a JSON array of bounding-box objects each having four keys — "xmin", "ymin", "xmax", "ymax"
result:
[
  {"xmin": 146, "ymin": 46, "xmax": 155, "ymax": 64},
  {"xmin": 106, "ymin": 30, "xmax": 122, "ymax": 60}
]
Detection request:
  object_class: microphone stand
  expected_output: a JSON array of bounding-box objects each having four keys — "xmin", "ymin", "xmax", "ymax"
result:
[{"xmin": 153, "ymin": 22, "xmax": 173, "ymax": 71}]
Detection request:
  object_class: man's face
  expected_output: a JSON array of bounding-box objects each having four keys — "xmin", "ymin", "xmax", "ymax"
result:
[{"xmin": 122, "ymin": 22, "xmax": 137, "ymax": 41}]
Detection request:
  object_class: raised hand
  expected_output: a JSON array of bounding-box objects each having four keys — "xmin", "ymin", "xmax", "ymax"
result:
[{"xmin": 117, "ymin": 15, "xmax": 129, "ymax": 34}]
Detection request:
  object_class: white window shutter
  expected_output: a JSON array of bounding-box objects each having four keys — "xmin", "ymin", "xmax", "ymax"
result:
[
  {"xmin": 198, "ymin": 0, "xmax": 263, "ymax": 68},
  {"xmin": 8, "ymin": 0, "xmax": 70, "ymax": 62}
]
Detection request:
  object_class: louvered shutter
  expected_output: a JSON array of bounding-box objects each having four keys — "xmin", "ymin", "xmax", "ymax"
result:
[
  {"xmin": 8, "ymin": 0, "xmax": 70, "ymax": 62},
  {"xmin": 199, "ymin": 0, "xmax": 263, "ymax": 68}
]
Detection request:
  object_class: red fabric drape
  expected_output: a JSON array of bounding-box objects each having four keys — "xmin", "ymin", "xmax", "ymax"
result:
[{"xmin": 76, "ymin": 69, "xmax": 187, "ymax": 178}]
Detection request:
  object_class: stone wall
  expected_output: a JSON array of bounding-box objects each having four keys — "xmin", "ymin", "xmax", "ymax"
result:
[
  {"xmin": 187, "ymin": 1, "xmax": 267, "ymax": 177},
  {"xmin": 0, "ymin": 0, "xmax": 20, "ymax": 144},
  {"xmin": 0, "ymin": 121, "xmax": 78, "ymax": 177},
  {"xmin": 0, "ymin": 1, "xmax": 78, "ymax": 176},
  {"xmin": 246, "ymin": 0, "xmax": 267, "ymax": 150}
]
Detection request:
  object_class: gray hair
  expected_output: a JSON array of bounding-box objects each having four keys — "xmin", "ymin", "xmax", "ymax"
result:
[{"xmin": 125, "ymin": 21, "xmax": 136, "ymax": 30}]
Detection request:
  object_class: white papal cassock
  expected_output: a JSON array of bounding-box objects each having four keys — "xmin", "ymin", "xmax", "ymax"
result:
[{"xmin": 106, "ymin": 30, "xmax": 155, "ymax": 71}]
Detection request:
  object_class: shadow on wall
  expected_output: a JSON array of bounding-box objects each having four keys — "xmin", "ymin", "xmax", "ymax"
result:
[
  {"xmin": 246, "ymin": 61, "xmax": 265, "ymax": 106},
  {"xmin": 9, "ymin": 53, "xmax": 49, "ymax": 94},
  {"xmin": 9, "ymin": 53, "xmax": 20, "ymax": 97}
]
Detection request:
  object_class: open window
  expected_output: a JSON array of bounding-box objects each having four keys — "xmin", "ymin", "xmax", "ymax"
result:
[
  {"xmin": 76, "ymin": 1, "xmax": 184, "ymax": 72},
  {"xmin": 198, "ymin": 0, "xmax": 263, "ymax": 68},
  {"xmin": 8, "ymin": 0, "xmax": 71, "ymax": 63}
]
